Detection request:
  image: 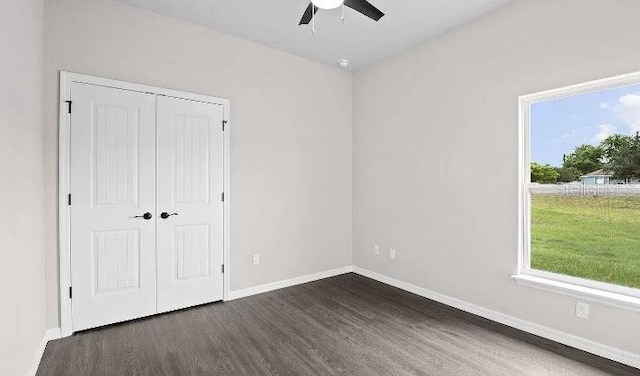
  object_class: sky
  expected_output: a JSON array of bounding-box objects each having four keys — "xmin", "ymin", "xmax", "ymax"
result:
[{"xmin": 531, "ymin": 82, "xmax": 640, "ymax": 167}]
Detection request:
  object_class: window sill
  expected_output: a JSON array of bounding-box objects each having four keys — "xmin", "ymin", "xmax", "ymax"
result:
[{"xmin": 511, "ymin": 274, "xmax": 640, "ymax": 312}]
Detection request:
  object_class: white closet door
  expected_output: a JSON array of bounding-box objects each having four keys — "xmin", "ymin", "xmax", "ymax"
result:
[
  {"xmin": 70, "ymin": 83, "xmax": 157, "ymax": 331},
  {"xmin": 156, "ymin": 96, "xmax": 225, "ymax": 313}
]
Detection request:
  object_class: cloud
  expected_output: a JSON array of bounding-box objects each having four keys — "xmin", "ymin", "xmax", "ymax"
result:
[
  {"xmin": 600, "ymin": 102, "xmax": 610, "ymax": 109},
  {"xmin": 591, "ymin": 124, "xmax": 616, "ymax": 143},
  {"xmin": 614, "ymin": 94, "xmax": 640, "ymax": 133}
]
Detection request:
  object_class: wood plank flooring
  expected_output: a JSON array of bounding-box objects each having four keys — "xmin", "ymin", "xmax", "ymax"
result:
[{"xmin": 38, "ymin": 273, "xmax": 639, "ymax": 375}]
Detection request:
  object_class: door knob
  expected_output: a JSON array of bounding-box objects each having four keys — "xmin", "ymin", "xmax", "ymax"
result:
[
  {"xmin": 160, "ymin": 212, "xmax": 179, "ymax": 219},
  {"xmin": 131, "ymin": 212, "xmax": 153, "ymax": 220}
]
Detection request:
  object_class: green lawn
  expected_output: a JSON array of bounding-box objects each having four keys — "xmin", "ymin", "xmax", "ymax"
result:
[{"xmin": 531, "ymin": 195, "xmax": 640, "ymax": 289}]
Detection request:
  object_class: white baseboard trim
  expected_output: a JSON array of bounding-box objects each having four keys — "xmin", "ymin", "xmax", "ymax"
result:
[
  {"xmin": 353, "ymin": 267, "xmax": 640, "ymax": 370},
  {"xmin": 36, "ymin": 268, "xmax": 639, "ymax": 370},
  {"xmin": 227, "ymin": 266, "xmax": 354, "ymax": 301},
  {"xmin": 28, "ymin": 328, "xmax": 62, "ymax": 376}
]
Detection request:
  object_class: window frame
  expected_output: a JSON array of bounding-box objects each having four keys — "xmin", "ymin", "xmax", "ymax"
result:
[{"xmin": 517, "ymin": 71, "xmax": 640, "ymax": 306}]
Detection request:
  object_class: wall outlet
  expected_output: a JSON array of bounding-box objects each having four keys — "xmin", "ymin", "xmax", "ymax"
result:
[
  {"xmin": 374, "ymin": 245, "xmax": 380, "ymax": 256},
  {"xmin": 576, "ymin": 302, "xmax": 589, "ymax": 319},
  {"xmin": 253, "ymin": 254, "xmax": 260, "ymax": 266},
  {"xmin": 389, "ymin": 248, "xmax": 396, "ymax": 260}
]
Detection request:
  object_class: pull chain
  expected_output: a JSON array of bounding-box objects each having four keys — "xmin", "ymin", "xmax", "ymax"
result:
[
  {"xmin": 342, "ymin": 3, "xmax": 345, "ymax": 23},
  {"xmin": 312, "ymin": 5, "xmax": 316, "ymax": 34}
]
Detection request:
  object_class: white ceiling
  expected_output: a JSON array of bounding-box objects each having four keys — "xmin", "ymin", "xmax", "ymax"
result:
[{"xmin": 114, "ymin": 0, "xmax": 512, "ymax": 71}]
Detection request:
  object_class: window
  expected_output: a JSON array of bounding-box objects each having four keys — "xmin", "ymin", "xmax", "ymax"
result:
[{"xmin": 518, "ymin": 72, "xmax": 640, "ymax": 303}]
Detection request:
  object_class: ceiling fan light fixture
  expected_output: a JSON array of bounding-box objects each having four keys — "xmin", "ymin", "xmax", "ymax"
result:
[{"xmin": 312, "ymin": 0, "xmax": 344, "ymax": 10}]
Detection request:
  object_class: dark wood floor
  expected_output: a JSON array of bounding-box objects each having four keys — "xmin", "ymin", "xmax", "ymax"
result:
[{"xmin": 38, "ymin": 273, "xmax": 639, "ymax": 375}]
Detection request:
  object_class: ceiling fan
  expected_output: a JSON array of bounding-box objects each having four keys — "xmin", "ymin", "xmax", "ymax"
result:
[{"xmin": 299, "ymin": 0, "xmax": 385, "ymax": 26}]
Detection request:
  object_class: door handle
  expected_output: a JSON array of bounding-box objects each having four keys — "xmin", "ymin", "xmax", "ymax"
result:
[
  {"xmin": 131, "ymin": 212, "xmax": 153, "ymax": 220},
  {"xmin": 160, "ymin": 212, "xmax": 179, "ymax": 219}
]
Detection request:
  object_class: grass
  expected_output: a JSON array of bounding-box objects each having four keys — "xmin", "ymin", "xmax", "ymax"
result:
[{"xmin": 531, "ymin": 195, "xmax": 640, "ymax": 289}]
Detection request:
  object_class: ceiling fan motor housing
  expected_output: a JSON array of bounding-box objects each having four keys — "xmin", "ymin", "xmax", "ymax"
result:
[
  {"xmin": 300, "ymin": 0, "xmax": 384, "ymax": 25},
  {"xmin": 312, "ymin": 0, "xmax": 344, "ymax": 10}
]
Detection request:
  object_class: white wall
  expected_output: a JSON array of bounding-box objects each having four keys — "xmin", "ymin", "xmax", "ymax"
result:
[
  {"xmin": 353, "ymin": 0, "xmax": 640, "ymax": 356},
  {"xmin": 0, "ymin": 0, "xmax": 47, "ymax": 375},
  {"xmin": 44, "ymin": 0, "xmax": 353, "ymax": 328},
  {"xmin": 43, "ymin": 0, "xmax": 640, "ymax": 362}
]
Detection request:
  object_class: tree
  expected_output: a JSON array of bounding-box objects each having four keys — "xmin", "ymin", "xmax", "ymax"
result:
[
  {"xmin": 562, "ymin": 144, "xmax": 604, "ymax": 174},
  {"xmin": 531, "ymin": 163, "xmax": 559, "ymax": 183},
  {"xmin": 607, "ymin": 132, "xmax": 640, "ymax": 180},
  {"xmin": 555, "ymin": 167, "xmax": 582, "ymax": 182},
  {"xmin": 601, "ymin": 134, "xmax": 631, "ymax": 163}
]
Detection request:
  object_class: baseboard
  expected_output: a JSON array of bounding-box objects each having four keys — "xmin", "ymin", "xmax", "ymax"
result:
[
  {"xmin": 36, "ymin": 268, "xmax": 640, "ymax": 370},
  {"xmin": 227, "ymin": 266, "xmax": 354, "ymax": 301},
  {"xmin": 28, "ymin": 328, "xmax": 62, "ymax": 376},
  {"xmin": 353, "ymin": 267, "xmax": 640, "ymax": 370}
]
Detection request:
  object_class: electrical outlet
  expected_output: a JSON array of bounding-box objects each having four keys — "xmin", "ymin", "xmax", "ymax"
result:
[
  {"xmin": 576, "ymin": 302, "xmax": 589, "ymax": 319},
  {"xmin": 374, "ymin": 245, "xmax": 380, "ymax": 255},
  {"xmin": 253, "ymin": 254, "xmax": 260, "ymax": 266},
  {"xmin": 389, "ymin": 248, "xmax": 396, "ymax": 261}
]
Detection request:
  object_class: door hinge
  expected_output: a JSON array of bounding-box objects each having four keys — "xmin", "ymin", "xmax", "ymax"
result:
[
  {"xmin": 221, "ymin": 264, "xmax": 225, "ymax": 273},
  {"xmin": 65, "ymin": 100, "xmax": 72, "ymax": 114},
  {"xmin": 68, "ymin": 193, "xmax": 71, "ymax": 206},
  {"xmin": 221, "ymin": 192, "xmax": 224, "ymax": 202},
  {"xmin": 69, "ymin": 287, "xmax": 73, "ymax": 299},
  {"xmin": 222, "ymin": 120, "xmax": 228, "ymax": 131}
]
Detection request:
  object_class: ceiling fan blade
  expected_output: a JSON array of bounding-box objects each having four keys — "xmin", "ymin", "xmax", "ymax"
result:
[
  {"xmin": 299, "ymin": 3, "xmax": 319, "ymax": 25},
  {"xmin": 344, "ymin": 0, "xmax": 384, "ymax": 21}
]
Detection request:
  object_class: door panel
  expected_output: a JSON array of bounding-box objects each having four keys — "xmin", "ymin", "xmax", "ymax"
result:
[
  {"xmin": 93, "ymin": 104, "xmax": 140, "ymax": 207},
  {"xmin": 70, "ymin": 83, "xmax": 157, "ymax": 331},
  {"xmin": 174, "ymin": 224, "xmax": 210, "ymax": 280},
  {"xmin": 172, "ymin": 113, "xmax": 211, "ymax": 204},
  {"xmin": 156, "ymin": 96, "xmax": 224, "ymax": 313},
  {"xmin": 93, "ymin": 229, "xmax": 140, "ymax": 292}
]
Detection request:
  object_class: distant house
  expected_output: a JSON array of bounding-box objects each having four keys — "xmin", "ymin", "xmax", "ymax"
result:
[{"xmin": 580, "ymin": 169, "xmax": 613, "ymax": 185}]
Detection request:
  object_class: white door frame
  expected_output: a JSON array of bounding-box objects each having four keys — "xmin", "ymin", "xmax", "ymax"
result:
[{"xmin": 58, "ymin": 71, "xmax": 231, "ymax": 337}]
